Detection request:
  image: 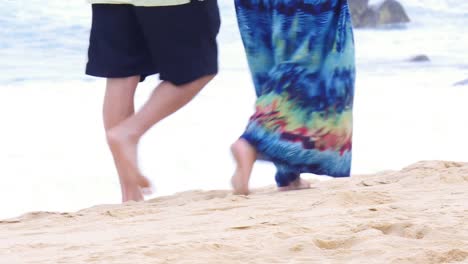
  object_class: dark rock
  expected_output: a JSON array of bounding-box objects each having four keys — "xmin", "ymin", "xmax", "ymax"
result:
[
  {"xmin": 359, "ymin": 8, "xmax": 379, "ymax": 28},
  {"xmin": 376, "ymin": 0, "xmax": 410, "ymax": 25},
  {"xmin": 454, "ymin": 79, "xmax": 468, "ymax": 86},
  {"xmin": 409, "ymin": 55, "xmax": 430, "ymax": 62},
  {"xmin": 350, "ymin": 0, "xmax": 369, "ymax": 14},
  {"xmin": 349, "ymin": 0, "xmax": 410, "ymax": 28},
  {"xmin": 349, "ymin": 0, "xmax": 369, "ymax": 27}
]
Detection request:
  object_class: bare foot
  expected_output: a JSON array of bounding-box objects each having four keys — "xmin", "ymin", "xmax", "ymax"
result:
[
  {"xmin": 122, "ymin": 183, "xmax": 144, "ymax": 202},
  {"xmin": 107, "ymin": 127, "xmax": 152, "ymax": 202},
  {"xmin": 231, "ymin": 139, "xmax": 256, "ymax": 195},
  {"xmin": 278, "ymin": 178, "xmax": 311, "ymax": 192},
  {"xmin": 231, "ymin": 170, "xmax": 249, "ymax": 195}
]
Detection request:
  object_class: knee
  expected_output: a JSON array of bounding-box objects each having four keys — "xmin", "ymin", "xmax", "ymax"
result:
[
  {"xmin": 105, "ymin": 129, "xmax": 117, "ymax": 145},
  {"xmin": 105, "ymin": 127, "xmax": 127, "ymax": 147}
]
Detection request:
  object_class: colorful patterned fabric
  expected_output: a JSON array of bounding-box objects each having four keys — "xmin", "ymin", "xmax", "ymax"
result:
[{"xmin": 235, "ymin": 0, "xmax": 356, "ymax": 186}]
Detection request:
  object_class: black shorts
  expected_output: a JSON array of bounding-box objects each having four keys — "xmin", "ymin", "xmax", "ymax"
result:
[{"xmin": 86, "ymin": 0, "xmax": 220, "ymax": 85}]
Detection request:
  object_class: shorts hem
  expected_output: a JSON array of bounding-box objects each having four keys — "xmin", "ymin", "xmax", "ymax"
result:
[
  {"xmin": 85, "ymin": 66, "xmax": 158, "ymax": 82},
  {"xmin": 160, "ymin": 66, "xmax": 218, "ymax": 86}
]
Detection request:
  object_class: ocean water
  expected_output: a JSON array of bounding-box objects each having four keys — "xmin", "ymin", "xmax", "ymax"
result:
[{"xmin": 0, "ymin": 0, "xmax": 467, "ymax": 219}]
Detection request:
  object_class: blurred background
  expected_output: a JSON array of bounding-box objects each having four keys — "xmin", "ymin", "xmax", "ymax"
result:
[{"xmin": 0, "ymin": 0, "xmax": 467, "ymax": 219}]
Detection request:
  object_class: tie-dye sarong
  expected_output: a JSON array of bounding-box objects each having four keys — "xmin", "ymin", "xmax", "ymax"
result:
[{"xmin": 235, "ymin": 0, "xmax": 356, "ymax": 186}]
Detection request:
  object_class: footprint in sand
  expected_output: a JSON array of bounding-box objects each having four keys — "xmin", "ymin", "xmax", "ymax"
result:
[
  {"xmin": 371, "ymin": 222, "xmax": 432, "ymax": 239},
  {"xmin": 313, "ymin": 236, "xmax": 358, "ymax": 250}
]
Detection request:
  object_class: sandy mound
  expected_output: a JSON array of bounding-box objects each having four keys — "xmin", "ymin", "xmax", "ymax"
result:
[{"xmin": 1, "ymin": 161, "xmax": 467, "ymax": 263}]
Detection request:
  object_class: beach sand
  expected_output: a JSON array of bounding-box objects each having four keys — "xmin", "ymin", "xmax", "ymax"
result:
[{"xmin": 1, "ymin": 160, "xmax": 467, "ymax": 263}]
